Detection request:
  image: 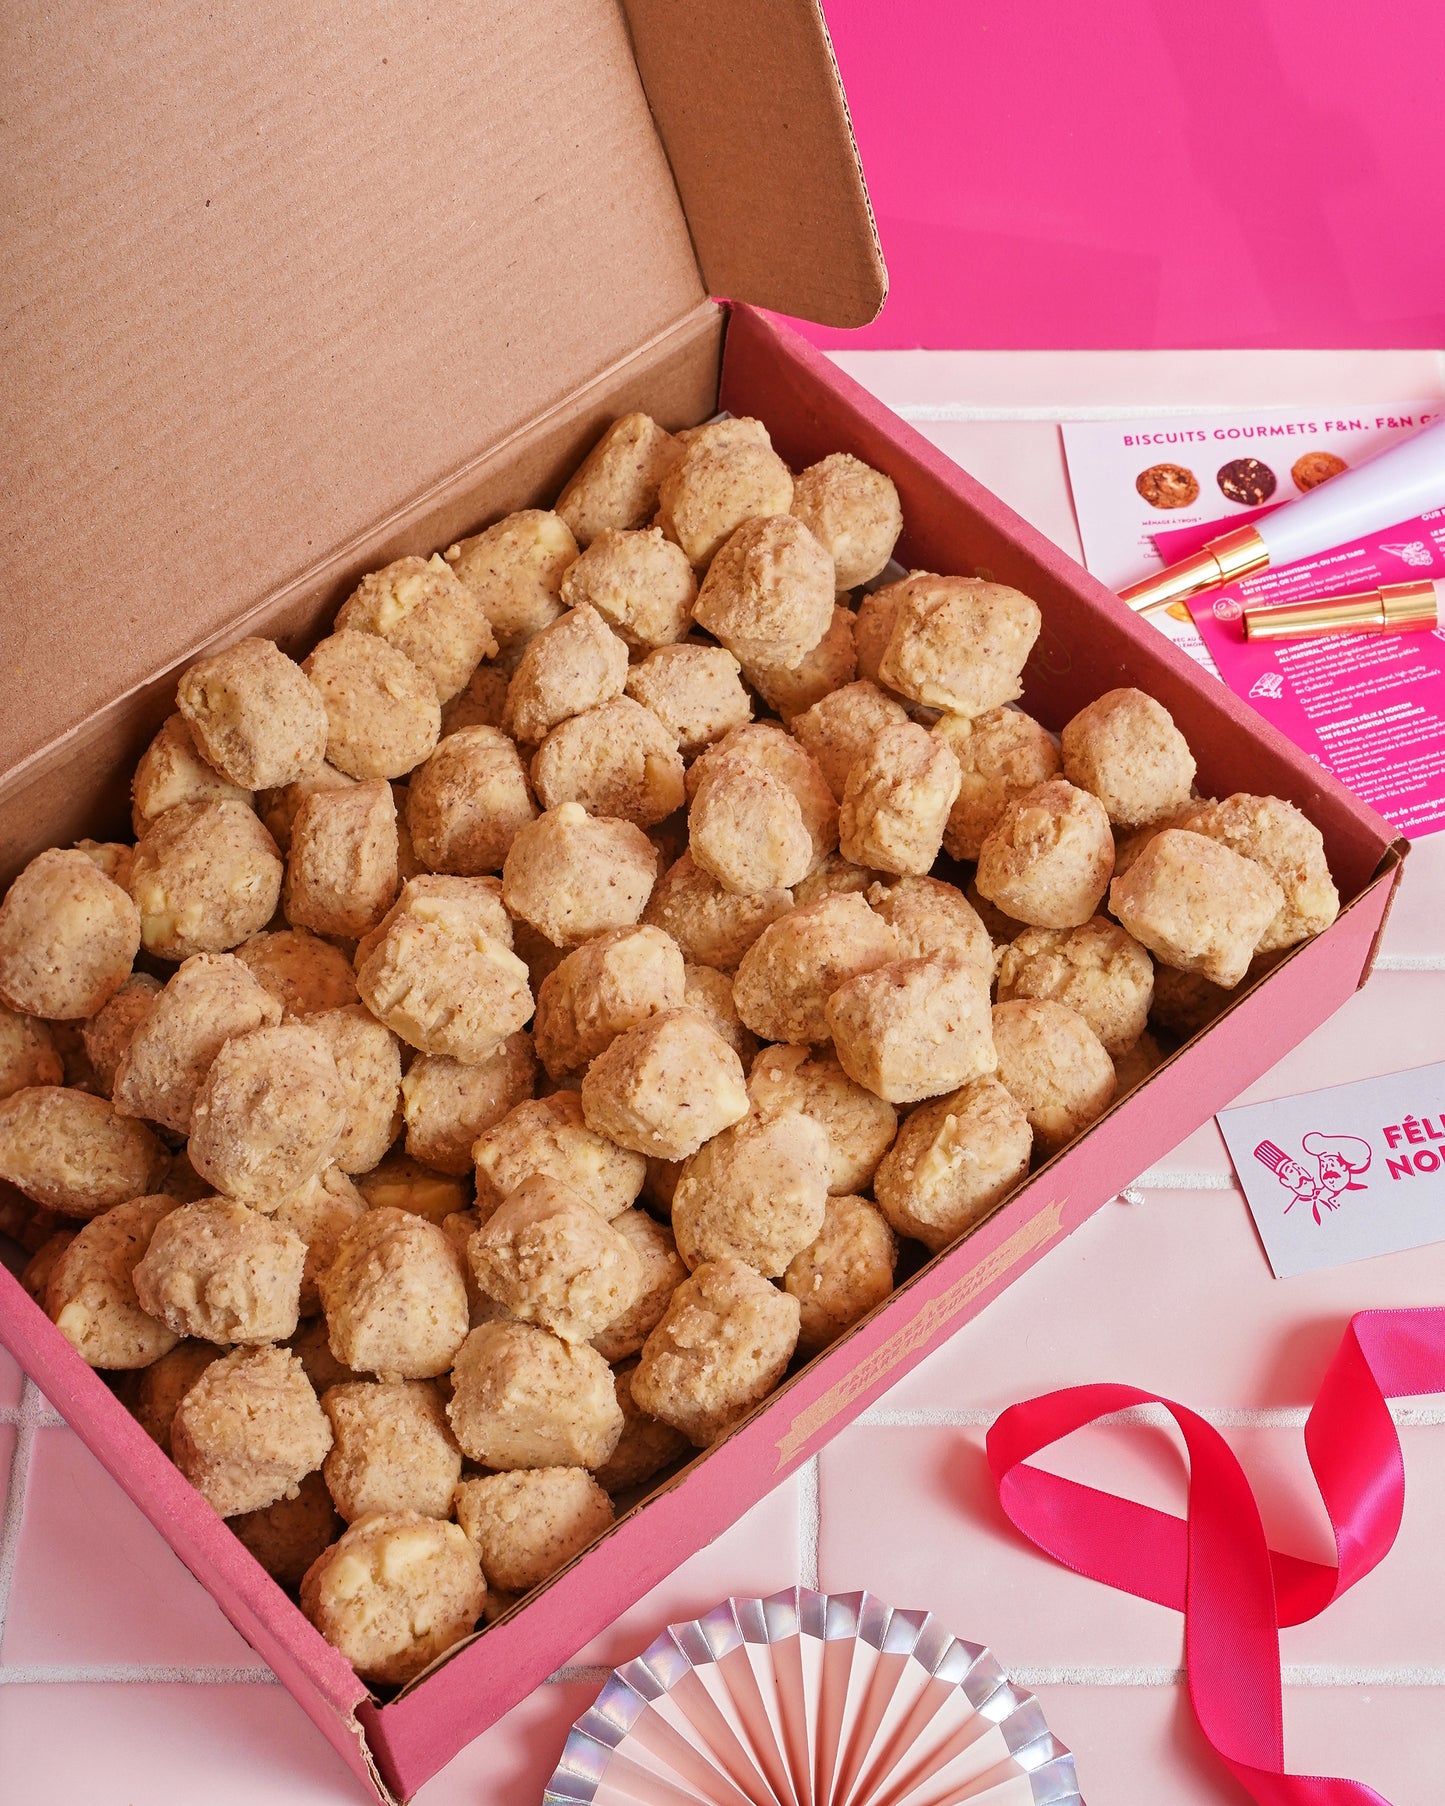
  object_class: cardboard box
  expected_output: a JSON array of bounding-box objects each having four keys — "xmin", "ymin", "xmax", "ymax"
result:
[{"xmin": 0, "ymin": 4, "xmax": 1406, "ymax": 1801}]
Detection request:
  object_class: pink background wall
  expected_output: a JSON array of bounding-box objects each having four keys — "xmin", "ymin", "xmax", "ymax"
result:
[{"xmin": 810, "ymin": 0, "xmax": 1445, "ymax": 350}]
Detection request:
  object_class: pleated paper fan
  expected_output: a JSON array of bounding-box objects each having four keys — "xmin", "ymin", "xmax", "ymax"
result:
[{"xmin": 545, "ymin": 1589, "xmax": 1080, "ymax": 1806}]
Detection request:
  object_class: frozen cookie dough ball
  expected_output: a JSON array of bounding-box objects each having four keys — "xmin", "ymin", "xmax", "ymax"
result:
[
  {"xmin": 444, "ymin": 509, "xmax": 578, "ymax": 658},
  {"xmin": 440, "ymin": 664, "xmax": 510, "ymax": 738},
  {"xmin": 689, "ymin": 754, "xmax": 814, "ymax": 896},
  {"xmin": 750, "ymin": 1037, "xmax": 897, "ymax": 1196},
  {"xmin": 580, "ymin": 1008, "xmax": 750, "ymax": 1161},
  {"xmin": 270, "ymin": 1165, "xmax": 367, "ymax": 1317},
  {"xmin": 657, "ymin": 418, "xmax": 794, "ymax": 571},
  {"xmin": 792, "ymin": 680, "xmax": 910, "ymax": 804},
  {"xmin": 321, "ymin": 1380, "xmax": 462, "ymax": 1522},
  {"xmin": 236, "ymin": 929, "xmax": 358, "ymax": 1017},
  {"xmin": 625, "ymin": 644, "xmax": 751, "ymax": 759},
  {"xmin": 20, "ymin": 1233, "xmax": 73, "ymax": 1308},
  {"xmin": 991, "ymin": 999, "xmax": 1117, "ymax": 1157},
  {"xmin": 1109, "ymin": 829, "xmax": 1284, "ymax": 989},
  {"xmin": 590, "ymin": 1208, "xmax": 687, "ymax": 1363},
  {"xmin": 877, "ymin": 574, "xmax": 1042, "ymax": 717},
  {"xmin": 632, "ymin": 1258, "xmax": 800, "ymax": 1447},
  {"xmin": 503, "ymin": 605, "xmax": 628, "ymax": 747},
  {"xmin": 303, "ymin": 632, "xmax": 440, "ymax": 781},
  {"xmin": 531, "ymin": 696, "xmax": 685, "ymax": 827},
  {"xmin": 132, "ymin": 713, "xmax": 253, "ymax": 836},
  {"xmin": 0, "ymin": 1006, "xmax": 63, "ymax": 1099},
  {"xmin": 0, "ymin": 848, "xmax": 141, "ymax": 1018},
  {"xmin": 672, "ymin": 1110, "xmax": 830, "ymax": 1276},
  {"xmin": 733, "ymin": 894, "xmax": 897, "ymax": 1046},
  {"xmin": 469, "ymin": 1174, "xmax": 644, "ymax": 1343},
  {"xmin": 45, "ymin": 1193, "xmax": 180, "ymax": 1369},
  {"xmin": 454, "ymin": 1467, "xmax": 613, "ymax": 1594},
  {"xmin": 827, "ymin": 950, "xmax": 996, "ymax": 1105},
  {"xmin": 595, "ymin": 1359, "xmax": 690, "ymax": 1493},
  {"xmin": 534, "ymin": 925, "xmax": 685, "ymax": 1080},
  {"xmin": 130, "ymin": 1339, "xmax": 219, "ymax": 1453},
  {"xmin": 1113, "ymin": 1028, "xmax": 1167, "ymax": 1096},
  {"xmin": 133, "ymin": 1197, "xmax": 306, "ymax": 1343},
  {"xmin": 176, "ymin": 640, "xmax": 326, "ymax": 792},
  {"xmin": 680, "ymin": 965, "xmax": 757, "ymax": 1066},
  {"xmin": 1149, "ymin": 963, "xmax": 1232, "ymax": 1038},
  {"xmin": 1177, "ymin": 794, "xmax": 1339, "ymax": 953},
  {"xmin": 0, "ymin": 1087, "xmax": 167, "ymax": 1219},
  {"xmin": 642, "ymin": 850, "xmax": 790, "ymax": 970},
  {"xmin": 474, "ymin": 1090, "xmax": 643, "ymax": 1221},
  {"xmin": 309, "ymin": 1005, "xmax": 403, "ymax": 1173},
  {"xmin": 839, "ymin": 720, "xmax": 961, "ymax": 876},
  {"xmin": 935, "ymin": 706, "xmax": 1062, "ymax": 861},
  {"xmin": 503, "ymin": 804, "xmax": 658, "ymax": 948},
  {"xmin": 873, "ymin": 1078, "xmax": 1033, "ymax": 1252},
  {"xmin": 336, "ymin": 554, "xmax": 497, "ymax": 703},
  {"xmin": 693, "ymin": 515, "xmax": 834, "ymax": 668},
  {"xmin": 320, "ymin": 1207, "xmax": 469, "ymax": 1380},
  {"xmin": 975, "ymin": 780, "xmax": 1115, "ymax": 930},
  {"xmin": 790, "ymin": 452, "xmax": 903, "ymax": 591},
  {"xmin": 288, "ymin": 1316, "xmax": 362, "ymax": 1395},
  {"xmin": 174, "ymin": 1344, "xmax": 331, "ymax": 1517},
  {"xmin": 688, "ymin": 725, "xmax": 837, "ymax": 874},
  {"xmin": 865, "ymin": 875, "xmax": 993, "ymax": 973},
  {"xmin": 229, "ymin": 1470, "xmax": 342, "ymax": 1589},
  {"xmin": 405, "ymin": 726, "xmax": 536, "ymax": 876},
  {"xmin": 742, "ymin": 603, "xmax": 857, "ymax": 725},
  {"xmin": 561, "ymin": 525, "xmax": 697, "ymax": 653},
  {"xmin": 283, "ymin": 780, "xmax": 398, "ymax": 939},
  {"xmin": 401, "ymin": 1034, "xmax": 536, "ymax": 1176},
  {"xmin": 854, "ymin": 583, "xmax": 903, "ymax": 689},
  {"xmin": 189, "ymin": 1022, "xmax": 345, "ymax": 1206},
  {"xmin": 356, "ymin": 1154, "xmax": 468, "ymax": 1226},
  {"xmin": 357, "ymin": 871, "xmax": 512, "ymax": 970},
  {"xmin": 113, "ymin": 953, "xmax": 282, "ymax": 1135},
  {"xmin": 555, "ymin": 412, "xmax": 682, "ymax": 546},
  {"xmin": 81, "ymin": 975, "xmax": 162, "ymax": 1098},
  {"xmin": 301, "ymin": 1510, "xmax": 485, "ymax": 1686},
  {"xmin": 256, "ymin": 763, "xmax": 356, "ymax": 856},
  {"xmin": 447, "ymin": 1319, "xmax": 623, "ymax": 1469},
  {"xmin": 996, "ymin": 918, "xmax": 1153, "ymax": 1057},
  {"xmin": 131, "ymin": 800, "xmax": 283, "ymax": 961},
  {"xmin": 784, "ymin": 1194, "xmax": 897, "ymax": 1355},
  {"xmin": 1061, "ymin": 688, "xmax": 1197, "ymax": 828}
]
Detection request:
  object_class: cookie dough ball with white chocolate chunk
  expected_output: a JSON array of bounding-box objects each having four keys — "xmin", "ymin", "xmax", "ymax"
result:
[
  {"xmin": 877, "ymin": 574, "xmax": 1042, "ymax": 716},
  {"xmin": 975, "ymin": 780, "xmax": 1115, "ymax": 930},
  {"xmin": 468, "ymin": 1174, "xmax": 644, "ymax": 1343},
  {"xmin": 689, "ymin": 755, "xmax": 813, "ymax": 895},
  {"xmin": 229, "ymin": 1471, "xmax": 343, "ymax": 1589},
  {"xmin": 502, "ymin": 605, "xmax": 629, "ymax": 747},
  {"xmin": 991, "ymin": 999, "xmax": 1117, "ymax": 1157},
  {"xmin": 0, "ymin": 1006, "xmax": 63, "ymax": 1099},
  {"xmin": 790, "ymin": 452, "xmax": 903, "ymax": 591},
  {"xmin": 131, "ymin": 713, "xmax": 253, "ymax": 836},
  {"xmin": 283, "ymin": 780, "xmax": 398, "ymax": 938},
  {"xmin": 301, "ymin": 1510, "xmax": 485, "ymax": 1687},
  {"xmin": 440, "ymin": 663, "xmax": 510, "ymax": 737},
  {"xmin": 688, "ymin": 725, "xmax": 838, "ymax": 870},
  {"xmin": 531, "ymin": 696, "xmax": 685, "ymax": 827},
  {"xmin": 270, "ymin": 1166, "xmax": 367, "ymax": 1317},
  {"xmin": 792, "ymin": 680, "xmax": 909, "ymax": 804},
  {"xmin": 672, "ymin": 1109, "xmax": 830, "ymax": 1277},
  {"xmin": 236, "ymin": 929, "xmax": 358, "ymax": 1017},
  {"xmin": 534, "ymin": 926, "xmax": 685, "ymax": 1080},
  {"xmin": 733, "ymin": 894, "xmax": 897, "ymax": 1047},
  {"xmin": 632, "ymin": 1259, "xmax": 799, "ymax": 1448},
  {"xmin": 188, "ymin": 1022, "xmax": 345, "ymax": 1206},
  {"xmin": 455, "ymin": 1467, "xmax": 613, "ymax": 1595},
  {"xmin": 256, "ymin": 763, "xmax": 356, "ymax": 856},
  {"xmin": 335, "ymin": 554, "xmax": 497, "ymax": 703},
  {"xmin": 1061, "ymin": 688, "xmax": 1197, "ymax": 828},
  {"xmin": 401, "ymin": 1034, "xmax": 536, "ymax": 1175},
  {"xmin": 130, "ymin": 1340, "xmax": 219, "ymax": 1453},
  {"xmin": 747, "ymin": 1043, "xmax": 897, "ymax": 1195},
  {"xmin": 935, "ymin": 706, "xmax": 1062, "ymax": 861},
  {"xmin": 555, "ymin": 412, "xmax": 682, "ymax": 546},
  {"xmin": 590, "ymin": 1209, "xmax": 688, "ymax": 1363},
  {"xmin": 176, "ymin": 638, "xmax": 327, "ymax": 790},
  {"xmin": 657, "ymin": 417, "xmax": 794, "ymax": 572},
  {"xmin": 474, "ymin": 1091, "xmax": 644, "ymax": 1220},
  {"xmin": 320, "ymin": 1380, "xmax": 462, "ymax": 1522},
  {"xmin": 81, "ymin": 975, "xmax": 161, "ymax": 1097},
  {"xmin": 559, "ymin": 525, "xmax": 697, "ymax": 654},
  {"xmin": 303, "ymin": 632, "xmax": 440, "ymax": 781},
  {"xmin": 996, "ymin": 918, "xmax": 1154, "ymax": 1056},
  {"xmin": 308, "ymin": 1005, "xmax": 402, "ymax": 1173},
  {"xmin": 0, "ymin": 848, "xmax": 141, "ymax": 1018},
  {"xmin": 45, "ymin": 1194, "xmax": 180, "ymax": 1369},
  {"xmin": 595, "ymin": 1359, "xmax": 690, "ymax": 1493},
  {"xmin": 357, "ymin": 872, "xmax": 513, "ymax": 972},
  {"xmin": 320, "ymin": 1207, "xmax": 469, "ymax": 1380},
  {"xmin": 853, "ymin": 583, "xmax": 903, "ymax": 690},
  {"xmin": 131, "ymin": 800, "xmax": 283, "ymax": 962},
  {"xmin": 873, "ymin": 1078, "xmax": 1033, "ymax": 1252},
  {"xmin": 405, "ymin": 726, "xmax": 536, "ymax": 875},
  {"xmin": 838, "ymin": 721, "xmax": 961, "ymax": 876},
  {"xmin": 444, "ymin": 510, "xmax": 578, "ymax": 659},
  {"xmin": 1175, "ymin": 794, "xmax": 1339, "ymax": 953},
  {"xmin": 680, "ymin": 964, "xmax": 757, "ymax": 1066},
  {"xmin": 502, "ymin": 804, "xmax": 657, "ymax": 948},
  {"xmin": 174, "ymin": 1345, "xmax": 331, "ymax": 1518},
  {"xmin": 865, "ymin": 875, "xmax": 993, "ymax": 972},
  {"xmin": 0, "ymin": 1088, "xmax": 167, "ymax": 1219},
  {"xmin": 355, "ymin": 1155, "xmax": 469, "ymax": 1226},
  {"xmin": 784, "ymin": 1194, "xmax": 897, "ymax": 1355},
  {"xmin": 1109, "ymin": 829, "xmax": 1284, "ymax": 989},
  {"xmin": 828, "ymin": 950, "xmax": 996, "ymax": 1105},
  {"xmin": 624, "ymin": 644, "xmax": 751, "ymax": 759},
  {"xmin": 357, "ymin": 877, "xmax": 531, "ymax": 1063},
  {"xmin": 580, "ymin": 1008, "xmax": 749, "ymax": 1162},
  {"xmin": 446, "ymin": 1319, "xmax": 623, "ymax": 1470},
  {"xmin": 642, "ymin": 850, "xmax": 790, "ymax": 970},
  {"xmin": 743, "ymin": 604, "xmax": 857, "ymax": 724},
  {"xmin": 693, "ymin": 515, "xmax": 834, "ymax": 668},
  {"xmin": 133, "ymin": 1197, "xmax": 306, "ymax": 1344}
]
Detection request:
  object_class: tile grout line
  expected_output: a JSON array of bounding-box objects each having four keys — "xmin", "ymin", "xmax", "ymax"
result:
[{"xmin": 0, "ymin": 1380, "xmax": 50, "ymax": 1658}]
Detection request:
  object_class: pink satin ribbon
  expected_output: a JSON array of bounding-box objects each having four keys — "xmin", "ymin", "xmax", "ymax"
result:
[{"xmin": 986, "ymin": 1308, "xmax": 1445, "ymax": 1803}]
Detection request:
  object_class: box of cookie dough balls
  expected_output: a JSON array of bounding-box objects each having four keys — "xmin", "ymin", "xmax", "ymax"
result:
[{"xmin": 0, "ymin": 2, "xmax": 1406, "ymax": 1800}]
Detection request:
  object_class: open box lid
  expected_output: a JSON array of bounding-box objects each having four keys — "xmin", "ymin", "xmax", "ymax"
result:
[{"xmin": 1, "ymin": 0, "xmax": 884, "ymax": 776}]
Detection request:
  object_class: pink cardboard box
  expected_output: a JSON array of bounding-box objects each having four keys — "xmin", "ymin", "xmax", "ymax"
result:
[{"xmin": 0, "ymin": 7, "xmax": 1404, "ymax": 1802}]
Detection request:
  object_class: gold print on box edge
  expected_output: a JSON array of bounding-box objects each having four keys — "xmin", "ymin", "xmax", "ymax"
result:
[{"xmin": 773, "ymin": 1196, "xmax": 1067, "ymax": 1469}]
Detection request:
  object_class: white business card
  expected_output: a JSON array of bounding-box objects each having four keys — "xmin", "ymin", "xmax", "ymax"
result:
[{"xmin": 1217, "ymin": 1061, "xmax": 1445, "ymax": 1277}]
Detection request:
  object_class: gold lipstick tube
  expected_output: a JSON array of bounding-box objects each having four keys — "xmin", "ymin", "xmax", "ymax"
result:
[
  {"xmin": 1243, "ymin": 578, "xmax": 1440, "ymax": 643},
  {"xmin": 1117, "ymin": 525, "xmax": 1270, "ymax": 616}
]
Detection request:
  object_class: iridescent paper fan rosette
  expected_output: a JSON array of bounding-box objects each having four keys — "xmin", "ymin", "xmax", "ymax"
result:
[{"xmin": 545, "ymin": 1589, "xmax": 1080, "ymax": 1806}]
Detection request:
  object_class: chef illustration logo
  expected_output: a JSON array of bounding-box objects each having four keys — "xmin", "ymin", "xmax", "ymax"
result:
[
  {"xmin": 1253, "ymin": 1133, "xmax": 1372, "ymax": 1224},
  {"xmin": 1249, "ymin": 672, "xmax": 1285, "ymax": 701}
]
